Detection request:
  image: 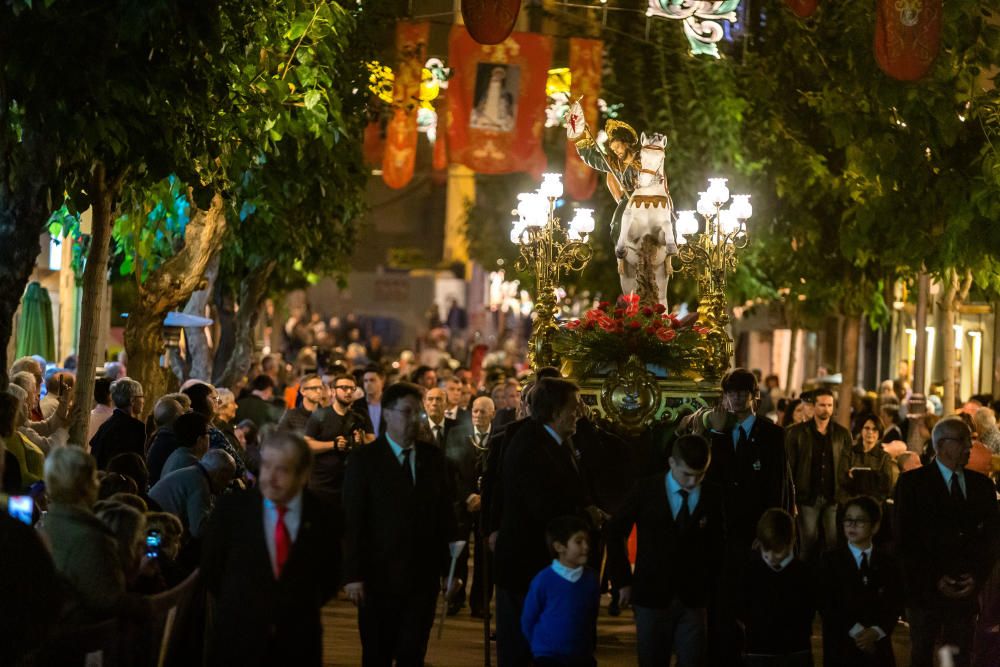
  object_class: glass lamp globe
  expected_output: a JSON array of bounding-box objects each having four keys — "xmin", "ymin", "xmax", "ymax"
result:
[
  {"xmin": 731, "ymin": 194, "xmax": 752, "ymax": 220},
  {"xmin": 696, "ymin": 192, "xmax": 714, "ymax": 216},
  {"xmin": 707, "ymin": 178, "xmax": 730, "ymax": 205},
  {"xmin": 720, "ymin": 209, "xmax": 741, "ymax": 236},
  {"xmin": 675, "ymin": 210, "xmax": 699, "ymax": 244},
  {"xmin": 571, "ymin": 208, "xmax": 596, "ymax": 234},
  {"xmin": 539, "ymin": 173, "xmax": 564, "ymax": 199},
  {"xmin": 517, "ymin": 192, "xmax": 546, "ymax": 227}
]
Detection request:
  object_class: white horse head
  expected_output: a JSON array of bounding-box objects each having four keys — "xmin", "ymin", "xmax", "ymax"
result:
[{"xmin": 636, "ymin": 132, "xmax": 667, "ymax": 190}]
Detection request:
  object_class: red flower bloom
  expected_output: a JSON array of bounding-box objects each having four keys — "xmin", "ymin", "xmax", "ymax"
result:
[
  {"xmin": 596, "ymin": 314, "xmax": 614, "ymax": 328},
  {"xmin": 582, "ymin": 321, "xmax": 595, "ymax": 330},
  {"xmin": 642, "ymin": 306, "xmax": 654, "ymax": 317},
  {"xmin": 694, "ymin": 326, "xmax": 711, "ymax": 335},
  {"xmin": 629, "ymin": 320, "xmax": 641, "ymax": 330},
  {"xmin": 613, "ymin": 308, "xmax": 625, "ymax": 317},
  {"xmin": 565, "ymin": 320, "xmax": 580, "ymax": 330},
  {"xmin": 656, "ymin": 328, "xmax": 678, "ymax": 342},
  {"xmin": 598, "ymin": 301, "xmax": 611, "ymax": 311},
  {"xmin": 645, "ymin": 326, "xmax": 657, "ymax": 336},
  {"xmin": 654, "ymin": 303, "xmax": 667, "ymax": 314},
  {"xmin": 585, "ymin": 308, "xmax": 602, "ymax": 322}
]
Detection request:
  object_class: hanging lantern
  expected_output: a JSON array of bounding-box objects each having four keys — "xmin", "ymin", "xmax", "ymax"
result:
[
  {"xmin": 461, "ymin": 0, "xmax": 521, "ymax": 45},
  {"xmin": 784, "ymin": 0, "xmax": 817, "ymax": 19},
  {"xmin": 875, "ymin": 0, "xmax": 942, "ymax": 81}
]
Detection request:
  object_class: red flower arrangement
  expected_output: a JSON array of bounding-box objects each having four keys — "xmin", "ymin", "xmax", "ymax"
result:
[{"xmin": 553, "ymin": 295, "xmax": 707, "ymax": 376}]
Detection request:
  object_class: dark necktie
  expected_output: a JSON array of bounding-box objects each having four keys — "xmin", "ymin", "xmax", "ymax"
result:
[
  {"xmin": 676, "ymin": 489, "xmax": 690, "ymax": 532},
  {"xmin": 950, "ymin": 473, "xmax": 963, "ymax": 502},
  {"xmin": 737, "ymin": 425, "xmax": 748, "ymax": 450},
  {"xmin": 860, "ymin": 551, "xmax": 871, "ymax": 587},
  {"xmin": 432, "ymin": 425, "xmax": 442, "ymax": 445},
  {"xmin": 401, "ymin": 448, "xmax": 414, "ymax": 486}
]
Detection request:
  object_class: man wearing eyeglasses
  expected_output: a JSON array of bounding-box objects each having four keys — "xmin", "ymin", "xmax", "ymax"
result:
[
  {"xmin": 304, "ymin": 373, "xmax": 374, "ymax": 509},
  {"xmin": 279, "ymin": 374, "xmax": 328, "ymax": 434},
  {"xmin": 894, "ymin": 416, "xmax": 999, "ymax": 667}
]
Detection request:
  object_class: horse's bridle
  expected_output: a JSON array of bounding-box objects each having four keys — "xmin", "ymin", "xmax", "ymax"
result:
[{"xmin": 638, "ymin": 143, "xmax": 665, "ymax": 182}]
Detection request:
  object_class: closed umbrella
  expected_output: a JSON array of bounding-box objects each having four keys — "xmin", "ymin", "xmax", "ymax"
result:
[{"xmin": 16, "ymin": 281, "xmax": 55, "ymax": 362}]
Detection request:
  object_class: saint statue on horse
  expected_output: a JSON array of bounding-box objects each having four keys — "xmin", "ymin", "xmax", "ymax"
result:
[{"xmin": 566, "ymin": 100, "xmax": 678, "ymax": 308}]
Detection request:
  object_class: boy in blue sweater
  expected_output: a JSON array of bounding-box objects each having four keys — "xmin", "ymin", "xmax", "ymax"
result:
[{"xmin": 521, "ymin": 515, "xmax": 600, "ymax": 666}]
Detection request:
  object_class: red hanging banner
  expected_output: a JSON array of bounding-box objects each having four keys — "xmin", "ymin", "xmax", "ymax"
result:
[
  {"xmin": 382, "ymin": 22, "xmax": 429, "ymax": 189},
  {"xmin": 447, "ymin": 26, "xmax": 552, "ymax": 177},
  {"xmin": 461, "ymin": 0, "xmax": 521, "ymax": 46},
  {"xmin": 784, "ymin": 0, "xmax": 818, "ymax": 19},
  {"xmin": 565, "ymin": 38, "xmax": 603, "ymax": 201},
  {"xmin": 875, "ymin": 0, "xmax": 941, "ymax": 81}
]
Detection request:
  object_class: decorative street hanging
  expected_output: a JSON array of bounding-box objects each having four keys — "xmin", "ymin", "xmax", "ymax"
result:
[
  {"xmin": 447, "ymin": 26, "xmax": 552, "ymax": 176},
  {"xmin": 784, "ymin": 0, "xmax": 818, "ymax": 19},
  {"xmin": 647, "ymin": 0, "xmax": 741, "ymax": 58},
  {"xmin": 461, "ymin": 0, "xmax": 522, "ymax": 45},
  {"xmin": 565, "ymin": 38, "xmax": 603, "ymax": 201},
  {"xmin": 875, "ymin": 0, "xmax": 941, "ymax": 81},
  {"xmin": 382, "ymin": 22, "xmax": 429, "ymax": 189}
]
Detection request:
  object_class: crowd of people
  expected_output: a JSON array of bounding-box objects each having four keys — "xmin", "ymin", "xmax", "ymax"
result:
[{"xmin": 0, "ymin": 343, "xmax": 998, "ymax": 667}]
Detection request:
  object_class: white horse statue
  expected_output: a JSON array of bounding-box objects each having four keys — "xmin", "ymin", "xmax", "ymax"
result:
[{"xmin": 616, "ymin": 132, "xmax": 677, "ymax": 307}]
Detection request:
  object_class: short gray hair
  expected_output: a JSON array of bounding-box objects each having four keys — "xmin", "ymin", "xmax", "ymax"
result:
[
  {"xmin": 45, "ymin": 445, "xmax": 98, "ymax": 505},
  {"xmin": 973, "ymin": 407, "xmax": 996, "ymax": 433},
  {"xmin": 931, "ymin": 416, "xmax": 971, "ymax": 452},
  {"xmin": 201, "ymin": 449, "xmax": 236, "ymax": 474},
  {"xmin": 162, "ymin": 392, "xmax": 191, "ymax": 411},
  {"xmin": 153, "ymin": 397, "xmax": 184, "ymax": 427},
  {"xmin": 215, "ymin": 388, "xmax": 236, "ymax": 408},
  {"xmin": 110, "ymin": 377, "xmax": 143, "ymax": 409}
]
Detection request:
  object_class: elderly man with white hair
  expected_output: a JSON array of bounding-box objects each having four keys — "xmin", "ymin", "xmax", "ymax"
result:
[
  {"xmin": 89, "ymin": 377, "xmax": 146, "ymax": 469},
  {"xmin": 973, "ymin": 406, "xmax": 1000, "ymax": 455},
  {"xmin": 149, "ymin": 449, "xmax": 237, "ymax": 540},
  {"xmin": 9, "ymin": 370, "xmax": 69, "ymax": 452}
]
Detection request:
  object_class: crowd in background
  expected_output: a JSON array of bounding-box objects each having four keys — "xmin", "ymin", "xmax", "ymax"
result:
[{"xmin": 1, "ymin": 310, "xmax": 999, "ymax": 667}]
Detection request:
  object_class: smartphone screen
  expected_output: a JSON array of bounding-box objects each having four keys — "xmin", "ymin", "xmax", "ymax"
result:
[
  {"xmin": 7, "ymin": 496, "xmax": 33, "ymax": 525},
  {"xmin": 145, "ymin": 529, "xmax": 162, "ymax": 559}
]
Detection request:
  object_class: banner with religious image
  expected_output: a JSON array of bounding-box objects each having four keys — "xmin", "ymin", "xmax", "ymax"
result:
[
  {"xmin": 447, "ymin": 26, "xmax": 552, "ymax": 176},
  {"xmin": 875, "ymin": 0, "xmax": 941, "ymax": 81},
  {"xmin": 564, "ymin": 38, "xmax": 603, "ymax": 201},
  {"xmin": 382, "ymin": 22, "xmax": 429, "ymax": 189}
]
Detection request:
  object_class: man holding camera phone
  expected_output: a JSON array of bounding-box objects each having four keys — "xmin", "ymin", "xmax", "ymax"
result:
[{"xmin": 304, "ymin": 373, "xmax": 374, "ymax": 510}]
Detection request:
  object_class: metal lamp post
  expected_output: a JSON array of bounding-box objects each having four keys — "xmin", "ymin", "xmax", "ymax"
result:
[
  {"xmin": 674, "ymin": 178, "xmax": 752, "ymax": 379},
  {"xmin": 510, "ymin": 173, "xmax": 595, "ymax": 369}
]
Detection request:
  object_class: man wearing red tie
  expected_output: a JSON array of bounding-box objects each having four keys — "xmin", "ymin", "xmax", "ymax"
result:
[{"xmin": 202, "ymin": 430, "xmax": 342, "ymax": 667}]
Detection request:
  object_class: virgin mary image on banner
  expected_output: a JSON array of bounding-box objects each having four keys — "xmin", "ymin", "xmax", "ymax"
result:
[{"xmin": 470, "ymin": 63, "xmax": 520, "ymax": 132}]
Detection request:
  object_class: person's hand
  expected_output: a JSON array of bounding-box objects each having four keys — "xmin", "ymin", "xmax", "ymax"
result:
[
  {"xmin": 707, "ymin": 402, "xmax": 729, "ymax": 432},
  {"xmin": 488, "ymin": 531, "xmax": 498, "ymax": 552},
  {"xmin": 353, "ymin": 429, "xmax": 364, "ymax": 444},
  {"xmin": 335, "ymin": 435, "xmax": 349, "ymax": 451},
  {"xmin": 854, "ymin": 627, "xmax": 879, "ymax": 653},
  {"xmin": 56, "ymin": 388, "xmax": 72, "ymax": 421},
  {"xmin": 618, "ymin": 586, "xmax": 632, "ymax": 608},
  {"xmin": 881, "ymin": 440, "xmax": 907, "ymax": 459},
  {"xmin": 138, "ymin": 555, "xmax": 160, "ymax": 578},
  {"xmin": 345, "ymin": 581, "xmax": 365, "ymax": 606},
  {"xmin": 466, "ymin": 494, "xmax": 481, "ymax": 513}
]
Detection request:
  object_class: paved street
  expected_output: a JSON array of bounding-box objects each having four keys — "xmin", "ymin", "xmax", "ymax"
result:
[{"xmin": 322, "ymin": 592, "xmax": 913, "ymax": 666}]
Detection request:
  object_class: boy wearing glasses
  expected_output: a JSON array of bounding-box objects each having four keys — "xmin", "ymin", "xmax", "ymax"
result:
[
  {"xmin": 819, "ymin": 496, "xmax": 902, "ymax": 667},
  {"xmin": 304, "ymin": 374, "xmax": 374, "ymax": 509}
]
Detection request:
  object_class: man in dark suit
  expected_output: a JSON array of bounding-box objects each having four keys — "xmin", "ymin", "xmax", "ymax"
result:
[
  {"xmin": 894, "ymin": 416, "xmax": 999, "ymax": 667},
  {"xmin": 493, "ymin": 377, "xmax": 600, "ymax": 667},
  {"xmin": 89, "ymin": 377, "xmax": 146, "ymax": 470},
  {"xmin": 342, "ymin": 382, "xmax": 460, "ymax": 666},
  {"xmin": 609, "ymin": 434, "xmax": 724, "ymax": 666},
  {"xmin": 443, "ymin": 395, "xmax": 495, "ymax": 616},
  {"xmin": 697, "ymin": 368, "xmax": 793, "ymax": 664},
  {"xmin": 202, "ymin": 430, "xmax": 341, "ymax": 667},
  {"xmin": 422, "ymin": 386, "xmax": 457, "ymax": 447}
]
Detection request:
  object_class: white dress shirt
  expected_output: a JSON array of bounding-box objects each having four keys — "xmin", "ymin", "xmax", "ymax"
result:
[
  {"xmin": 846, "ymin": 542, "xmax": 886, "ymax": 639},
  {"xmin": 263, "ymin": 492, "xmax": 303, "ymax": 573}
]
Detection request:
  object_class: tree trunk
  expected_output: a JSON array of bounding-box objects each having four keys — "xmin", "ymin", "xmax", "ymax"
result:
[
  {"xmin": 214, "ymin": 261, "xmax": 276, "ymax": 391},
  {"xmin": 785, "ymin": 326, "xmax": 799, "ymax": 396},
  {"xmin": 123, "ymin": 192, "xmax": 227, "ymax": 413},
  {"xmin": 939, "ymin": 269, "xmax": 973, "ymax": 415},
  {"xmin": 837, "ymin": 315, "xmax": 860, "ymax": 429},
  {"xmin": 68, "ymin": 164, "xmax": 119, "ymax": 446},
  {"xmin": 183, "ymin": 251, "xmax": 220, "ymax": 381}
]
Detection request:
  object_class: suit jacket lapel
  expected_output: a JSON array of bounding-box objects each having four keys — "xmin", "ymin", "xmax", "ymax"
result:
[{"xmin": 248, "ymin": 493, "xmax": 279, "ymax": 582}]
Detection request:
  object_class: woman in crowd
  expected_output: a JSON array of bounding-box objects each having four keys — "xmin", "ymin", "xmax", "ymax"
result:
[{"xmin": 838, "ymin": 415, "xmax": 895, "ymax": 505}]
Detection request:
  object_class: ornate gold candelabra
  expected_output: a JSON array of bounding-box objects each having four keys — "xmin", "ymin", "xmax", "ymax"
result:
[
  {"xmin": 674, "ymin": 178, "xmax": 752, "ymax": 380},
  {"xmin": 510, "ymin": 173, "xmax": 595, "ymax": 369}
]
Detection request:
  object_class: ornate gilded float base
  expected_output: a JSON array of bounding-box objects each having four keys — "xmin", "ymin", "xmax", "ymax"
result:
[{"xmin": 562, "ymin": 356, "xmax": 720, "ymax": 435}]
